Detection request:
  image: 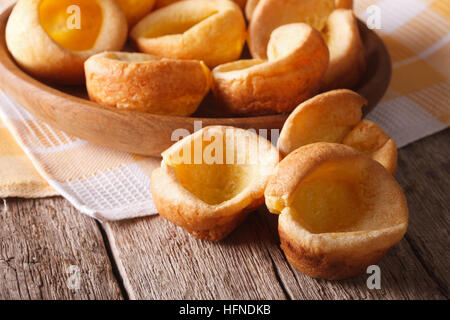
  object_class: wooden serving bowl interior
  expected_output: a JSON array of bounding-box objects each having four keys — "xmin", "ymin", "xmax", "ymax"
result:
[{"xmin": 0, "ymin": 6, "xmax": 391, "ymax": 157}]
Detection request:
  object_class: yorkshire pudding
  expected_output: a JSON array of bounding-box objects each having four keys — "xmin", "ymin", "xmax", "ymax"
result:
[
  {"xmin": 85, "ymin": 52, "xmax": 211, "ymax": 116},
  {"xmin": 342, "ymin": 120, "xmax": 398, "ymax": 175},
  {"xmin": 155, "ymin": 0, "xmax": 178, "ymax": 8},
  {"xmin": 244, "ymin": 0, "xmax": 259, "ymax": 20},
  {"xmin": 245, "ymin": 0, "xmax": 350, "ymax": 20},
  {"xmin": 320, "ymin": 9, "xmax": 366, "ymax": 90},
  {"xmin": 151, "ymin": 126, "xmax": 280, "ymax": 241},
  {"xmin": 335, "ymin": 0, "xmax": 353, "ymax": 9},
  {"xmin": 130, "ymin": 0, "xmax": 246, "ymax": 68},
  {"xmin": 277, "ymin": 90, "xmax": 397, "ymax": 174},
  {"xmin": 212, "ymin": 23, "xmax": 329, "ymax": 115},
  {"xmin": 156, "ymin": 0, "xmax": 247, "ymax": 10},
  {"xmin": 265, "ymin": 143, "xmax": 408, "ymax": 280},
  {"xmin": 117, "ymin": 0, "xmax": 156, "ymax": 26},
  {"xmin": 6, "ymin": 0, "xmax": 128, "ymax": 85},
  {"xmin": 248, "ymin": 0, "xmax": 335, "ymax": 59},
  {"xmin": 248, "ymin": 1, "xmax": 365, "ymax": 89}
]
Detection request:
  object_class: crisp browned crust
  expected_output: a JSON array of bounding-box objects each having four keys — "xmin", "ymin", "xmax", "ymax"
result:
[
  {"xmin": 320, "ymin": 9, "xmax": 366, "ymax": 90},
  {"xmin": 245, "ymin": 0, "xmax": 260, "ymax": 20},
  {"xmin": 212, "ymin": 23, "xmax": 329, "ymax": 115},
  {"xmin": 335, "ymin": 0, "xmax": 353, "ymax": 9},
  {"xmin": 277, "ymin": 89, "xmax": 366, "ymax": 156},
  {"xmin": 154, "ymin": 0, "xmax": 179, "ymax": 8},
  {"xmin": 177, "ymin": 195, "xmax": 263, "ymax": 242},
  {"xmin": 265, "ymin": 143, "xmax": 408, "ymax": 280},
  {"xmin": 246, "ymin": 0, "xmax": 353, "ymax": 21},
  {"xmin": 151, "ymin": 126, "xmax": 280, "ymax": 241},
  {"xmin": 130, "ymin": 0, "xmax": 246, "ymax": 68},
  {"xmin": 6, "ymin": 0, "xmax": 127, "ymax": 85},
  {"xmin": 85, "ymin": 52, "xmax": 211, "ymax": 116},
  {"xmin": 279, "ymin": 226, "xmax": 389, "ymax": 280},
  {"xmin": 276, "ymin": 90, "xmax": 397, "ymax": 174},
  {"xmin": 343, "ymin": 120, "xmax": 398, "ymax": 174},
  {"xmin": 156, "ymin": 0, "xmax": 247, "ymax": 10}
]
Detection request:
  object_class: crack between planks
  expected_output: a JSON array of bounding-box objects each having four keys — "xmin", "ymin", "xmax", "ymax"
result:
[
  {"xmin": 257, "ymin": 211, "xmax": 294, "ymax": 300},
  {"xmin": 265, "ymin": 247, "xmax": 292, "ymax": 300},
  {"xmin": 405, "ymin": 234, "xmax": 449, "ymax": 298},
  {"xmin": 96, "ymin": 221, "xmax": 130, "ymax": 300}
]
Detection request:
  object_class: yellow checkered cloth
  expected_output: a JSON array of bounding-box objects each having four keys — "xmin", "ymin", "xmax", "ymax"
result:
[
  {"xmin": 0, "ymin": 121, "xmax": 57, "ymax": 198},
  {"xmin": 0, "ymin": 0, "xmax": 448, "ymax": 220}
]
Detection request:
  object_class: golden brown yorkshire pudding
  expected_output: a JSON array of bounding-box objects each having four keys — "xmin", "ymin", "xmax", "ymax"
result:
[
  {"xmin": 117, "ymin": 0, "xmax": 156, "ymax": 26},
  {"xmin": 244, "ymin": 0, "xmax": 259, "ymax": 20},
  {"xmin": 247, "ymin": 2, "xmax": 365, "ymax": 89},
  {"xmin": 151, "ymin": 126, "xmax": 280, "ymax": 241},
  {"xmin": 265, "ymin": 143, "xmax": 408, "ymax": 280},
  {"xmin": 245, "ymin": 0, "xmax": 350, "ymax": 20},
  {"xmin": 212, "ymin": 23, "xmax": 329, "ymax": 115},
  {"xmin": 342, "ymin": 120, "xmax": 398, "ymax": 175},
  {"xmin": 335, "ymin": 0, "xmax": 353, "ymax": 9},
  {"xmin": 277, "ymin": 90, "xmax": 365, "ymax": 155},
  {"xmin": 155, "ymin": 0, "xmax": 178, "ymax": 8},
  {"xmin": 155, "ymin": 0, "xmax": 247, "ymax": 10},
  {"xmin": 85, "ymin": 52, "xmax": 211, "ymax": 116},
  {"xmin": 130, "ymin": 0, "xmax": 246, "ymax": 68},
  {"xmin": 320, "ymin": 9, "xmax": 366, "ymax": 90},
  {"xmin": 6, "ymin": 0, "xmax": 127, "ymax": 85},
  {"xmin": 277, "ymin": 90, "xmax": 398, "ymax": 174},
  {"xmin": 248, "ymin": 0, "xmax": 335, "ymax": 59}
]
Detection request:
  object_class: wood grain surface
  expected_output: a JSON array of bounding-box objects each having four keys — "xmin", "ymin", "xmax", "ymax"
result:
[
  {"xmin": 100, "ymin": 129, "xmax": 450, "ymax": 300},
  {"xmin": 0, "ymin": 197, "xmax": 123, "ymax": 299},
  {"xmin": 2, "ymin": 130, "xmax": 446, "ymax": 300}
]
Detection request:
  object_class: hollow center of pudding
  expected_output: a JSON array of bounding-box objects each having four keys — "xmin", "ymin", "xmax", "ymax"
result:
[
  {"xmin": 144, "ymin": 8, "xmax": 218, "ymax": 38},
  {"xmin": 167, "ymin": 133, "xmax": 260, "ymax": 205},
  {"xmin": 39, "ymin": 0, "xmax": 103, "ymax": 51},
  {"xmin": 174, "ymin": 164, "xmax": 257, "ymax": 205},
  {"xmin": 291, "ymin": 159, "xmax": 367, "ymax": 234}
]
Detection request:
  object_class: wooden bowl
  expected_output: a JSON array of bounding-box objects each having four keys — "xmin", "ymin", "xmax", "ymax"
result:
[{"xmin": 0, "ymin": 6, "xmax": 391, "ymax": 157}]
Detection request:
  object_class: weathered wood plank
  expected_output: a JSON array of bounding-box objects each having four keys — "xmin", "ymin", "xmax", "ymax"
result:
[
  {"xmin": 104, "ymin": 131, "xmax": 448, "ymax": 300},
  {"xmin": 103, "ymin": 213, "xmax": 288, "ymax": 300},
  {"xmin": 258, "ymin": 208, "xmax": 445, "ymax": 300},
  {"xmin": 0, "ymin": 197, "xmax": 123, "ymax": 300},
  {"xmin": 395, "ymin": 129, "xmax": 449, "ymax": 297}
]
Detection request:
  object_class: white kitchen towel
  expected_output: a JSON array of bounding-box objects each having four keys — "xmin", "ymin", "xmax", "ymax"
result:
[{"xmin": 0, "ymin": 92, "xmax": 160, "ymax": 220}]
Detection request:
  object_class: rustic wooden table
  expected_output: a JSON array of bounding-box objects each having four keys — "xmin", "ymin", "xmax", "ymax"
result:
[
  {"xmin": 1, "ymin": 129, "xmax": 448, "ymax": 300},
  {"xmin": 0, "ymin": 0, "xmax": 448, "ymax": 300}
]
